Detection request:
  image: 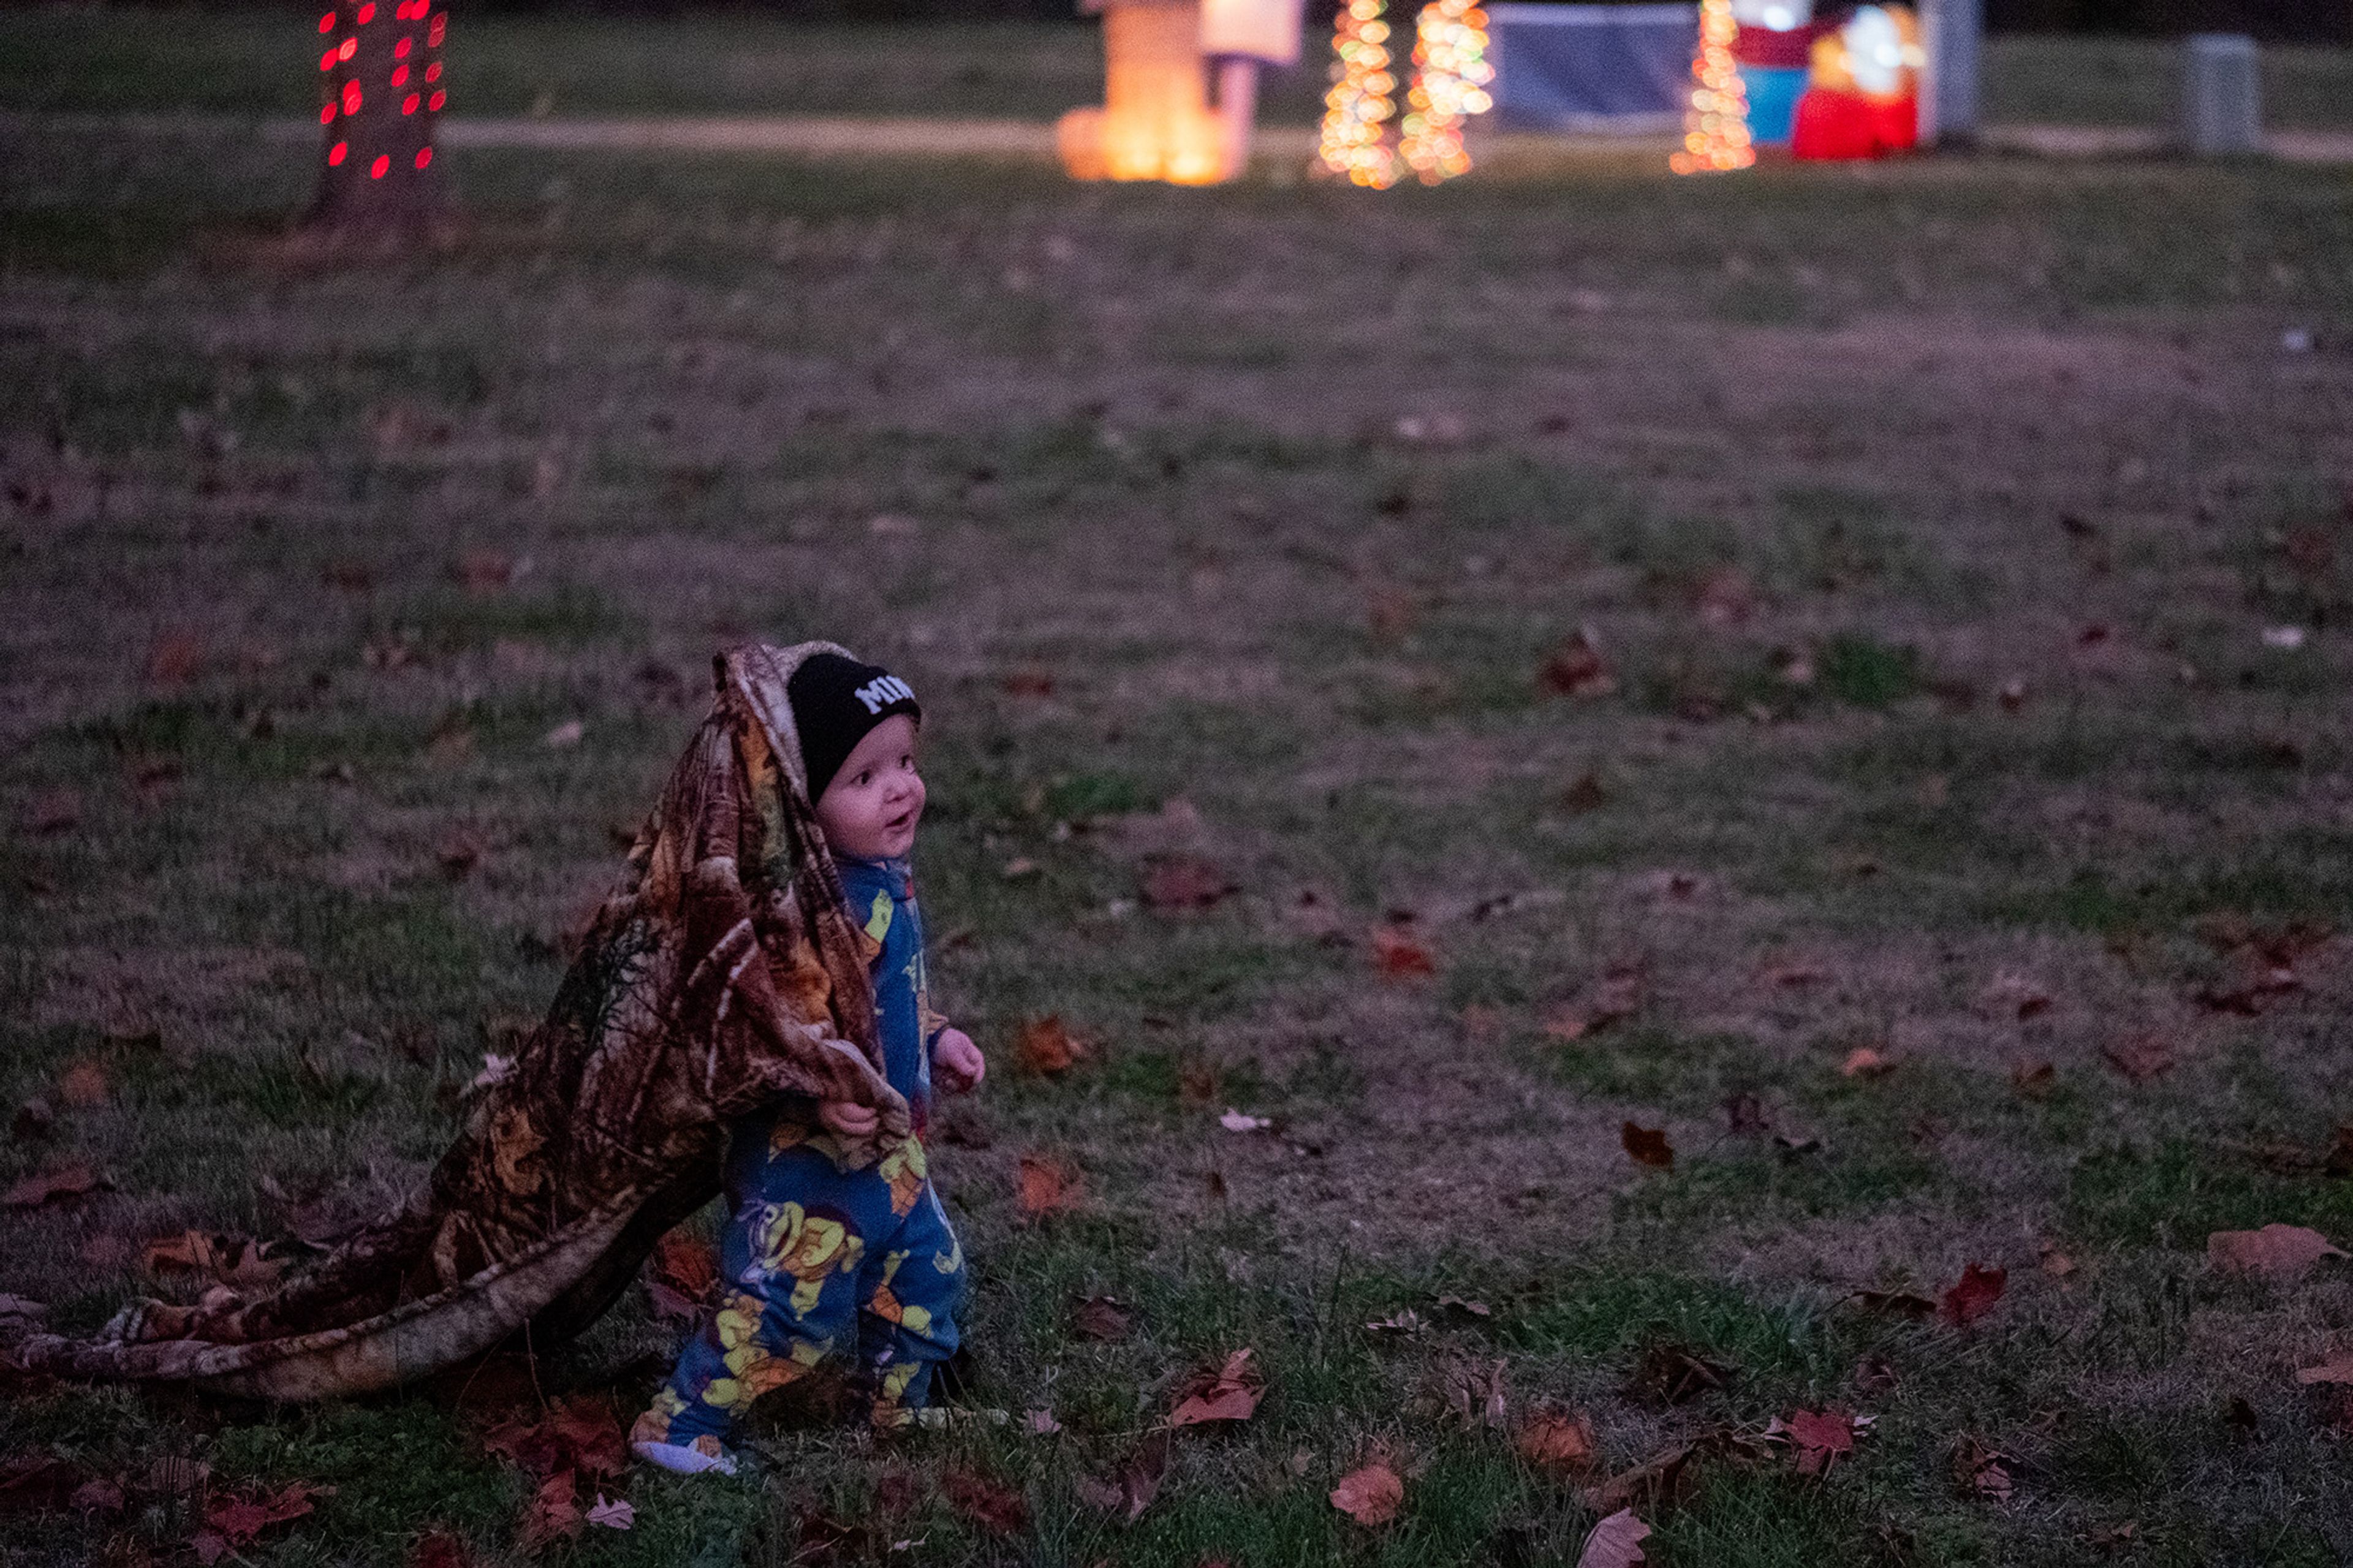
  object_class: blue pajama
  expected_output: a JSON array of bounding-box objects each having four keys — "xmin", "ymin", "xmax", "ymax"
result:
[{"xmin": 635, "ymin": 857, "xmax": 964, "ymax": 1448}]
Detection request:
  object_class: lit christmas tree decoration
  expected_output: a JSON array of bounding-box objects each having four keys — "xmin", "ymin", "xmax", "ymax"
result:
[
  {"xmin": 1398, "ymin": 0, "xmax": 1492, "ymax": 183},
  {"xmin": 1670, "ymin": 0, "xmax": 1756, "ymax": 174},
  {"xmin": 1320, "ymin": 0, "xmax": 1491, "ymax": 187},
  {"xmin": 309, "ymin": 0, "xmax": 447, "ymax": 228}
]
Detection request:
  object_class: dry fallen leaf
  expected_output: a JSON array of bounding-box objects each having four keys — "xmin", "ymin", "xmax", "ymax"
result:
[
  {"xmin": 1329, "ymin": 1460, "xmax": 1405, "ymax": 1526},
  {"xmin": 1070, "ymin": 1295, "xmax": 1132, "ymax": 1341},
  {"xmin": 1141, "ymin": 854, "xmax": 1235, "ymax": 911},
  {"xmin": 1621, "ymin": 1122, "xmax": 1675, "ymax": 1171},
  {"xmin": 2, "ymin": 1163, "xmax": 109, "ymax": 1208},
  {"xmin": 1371, "ymin": 925, "xmax": 1436, "ymax": 979},
  {"xmin": 2101, "ymin": 1034, "xmax": 2174, "ymax": 1082},
  {"xmin": 1540, "ymin": 629, "xmax": 1618, "ymax": 698},
  {"xmin": 515, "ymin": 1471, "xmax": 580, "ymax": 1555},
  {"xmin": 56, "ymin": 1062, "xmax": 109, "ymax": 1107},
  {"xmin": 2294, "ymin": 1352, "xmax": 2353, "ymax": 1385},
  {"xmin": 1074, "ymin": 1433, "xmax": 1167, "ymax": 1523},
  {"xmin": 1517, "ymin": 1408, "xmax": 1599, "ymax": 1476},
  {"xmin": 1770, "ymin": 1408, "xmax": 1867, "ymax": 1475},
  {"xmin": 1576, "ymin": 1507, "xmax": 1651, "ymax": 1568},
  {"xmin": 1952, "ymin": 1435, "xmax": 2014, "ymax": 1502},
  {"xmin": 1940, "ymin": 1263, "xmax": 2007, "ymax": 1327},
  {"xmin": 1840, "ymin": 1047, "xmax": 1895, "ymax": 1078},
  {"xmin": 193, "ymin": 1482, "xmax": 329, "ymax": 1564},
  {"xmin": 2208, "ymin": 1223, "xmax": 2348, "ymax": 1284},
  {"xmin": 942, "ymin": 1469, "xmax": 1030, "ymax": 1536},
  {"xmin": 1015, "ymin": 1015, "xmax": 1093, "ymax": 1076},
  {"xmin": 1169, "ymin": 1348, "xmax": 1261, "ymax": 1426},
  {"xmin": 1016, "ymin": 1154, "xmax": 1083, "ymax": 1217}
]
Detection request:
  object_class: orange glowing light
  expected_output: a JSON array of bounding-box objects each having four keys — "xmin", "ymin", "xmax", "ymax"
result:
[
  {"xmin": 1669, "ymin": 0, "xmax": 1754, "ymax": 173},
  {"xmin": 1321, "ymin": 0, "xmax": 1491, "ymax": 186},
  {"xmin": 328, "ymin": 140, "xmax": 348, "ymax": 165},
  {"xmin": 370, "ymin": 154, "xmax": 390, "ymax": 178}
]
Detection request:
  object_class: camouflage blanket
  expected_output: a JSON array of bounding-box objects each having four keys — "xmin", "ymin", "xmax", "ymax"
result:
[{"xmin": 23, "ymin": 642, "xmax": 908, "ymax": 1399}]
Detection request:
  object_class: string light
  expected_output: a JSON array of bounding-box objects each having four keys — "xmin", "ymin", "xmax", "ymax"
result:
[
  {"xmin": 1670, "ymin": 0, "xmax": 1755, "ymax": 174},
  {"xmin": 1320, "ymin": 0, "xmax": 1491, "ymax": 187},
  {"xmin": 1398, "ymin": 0, "xmax": 1491, "ymax": 183}
]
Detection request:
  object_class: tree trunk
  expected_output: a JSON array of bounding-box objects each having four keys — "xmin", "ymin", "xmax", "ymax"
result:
[{"xmin": 307, "ymin": 0, "xmax": 447, "ymax": 230}]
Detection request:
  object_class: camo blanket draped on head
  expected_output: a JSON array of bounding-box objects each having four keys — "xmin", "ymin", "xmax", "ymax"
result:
[{"xmin": 24, "ymin": 642, "xmax": 909, "ymax": 1401}]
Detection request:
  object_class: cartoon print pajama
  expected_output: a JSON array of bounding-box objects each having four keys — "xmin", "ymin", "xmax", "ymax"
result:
[{"xmin": 635, "ymin": 856, "xmax": 964, "ymax": 1453}]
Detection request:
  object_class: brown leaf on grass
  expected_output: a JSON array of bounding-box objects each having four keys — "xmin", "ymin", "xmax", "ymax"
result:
[
  {"xmin": 1626, "ymin": 1343, "xmax": 1729, "ymax": 1404},
  {"xmin": 1722, "ymin": 1093, "xmax": 1768, "ymax": 1135},
  {"xmin": 481, "ymin": 1395, "xmax": 626, "ymax": 1485},
  {"xmin": 438, "ymin": 832, "xmax": 485, "ymax": 880},
  {"xmin": 2, "ymin": 1163, "xmax": 109, "ymax": 1208},
  {"xmin": 942, "ymin": 1469, "xmax": 1030, "ymax": 1536},
  {"xmin": 1581, "ymin": 1441, "xmax": 1700, "ymax": 1516},
  {"xmin": 455, "ymin": 550, "xmax": 515, "ymax": 594},
  {"xmin": 515, "ymin": 1471, "xmax": 580, "ymax": 1555},
  {"xmin": 1141, "ymin": 854, "xmax": 1235, "ymax": 911},
  {"xmin": 56, "ymin": 1062, "xmax": 108, "ymax": 1107},
  {"xmin": 1517, "ymin": 1407, "xmax": 1599, "ymax": 1476},
  {"xmin": 1169, "ymin": 1348, "xmax": 1261, "ymax": 1426},
  {"xmin": 1539, "ymin": 629, "xmax": 1618, "ymax": 698},
  {"xmin": 1559, "ymin": 771, "xmax": 1610, "ymax": 814},
  {"xmin": 0, "ymin": 1455, "xmax": 84, "ymax": 1515},
  {"xmin": 1431, "ymin": 1357, "xmax": 1509, "ymax": 1431},
  {"xmin": 1769, "ymin": 1408, "xmax": 1866, "ymax": 1475},
  {"xmin": 1840, "ymin": 1047, "xmax": 1895, "ymax": 1078},
  {"xmin": 1072, "ymin": 1294, "xmax": 1132, "ymax": 1341},
  {"xmin": 2101, "ymin": 1034, "xmax": 2173, "ymax": 1082},
  {"xmin": 194, "ymin": 1482, "xmax": 330, "ymax": 1564},
  {"xmin": 1621, "ymin": 1122, "xmax": 1674, "ymax": 1170},
  {"xmin": 21, "ymin": 789, "xmax": 83, "ymax": 836},
  {"xmin": 1371, "ymin": 925, "xmax": 1436, "ymax": 980},
  {"xmin": 146, "ymin": 632, "xmax": 205, "ymax": 687},
  {"xmin": 1074, "ymin": 1433, "xmax": 1169, "ymax": 1523},
  {"xmin": 1940, "ymin": 1263, "xmax": 2007, "ymax": 1327},
  {"xmin": 2207, "ymin": 1224, "xmax": 2348, "ymax": 1284},
  {"xmin": 1951, "ymin": 1436, "xmax": 2014, "ymax": 1502},
  {"xmin": 1015, "ymin": 1015, "xmax": 1095, "ymax": 1075},
  {"xmin": 646, "ymin": 1231, "xmax": 718, "ymax": 1325},
  {"xmin": 2295, "ymin": 1352, "xmax": 2353, "ymax": 1385},
  {"xmin": 1546, "ymin": 964, "xmax": 1645, "ymax": 1041},
  {"xmin": 2010, "ymin": 1060, "xmax": 2057, "ymax": 1099},
  {"xmin": 408, "ymin": 1528, "xmax": 474, "ymax": 1568},
  {"xmin": 1017, "ymin": 1154, "xmax": 1083, "ymax": 1217},
  {"xmin": 70, "ymin": 1478, "xmax": 124, "ymax": 1514},
  {"xmin": 1576, "ymin": 1507, "xmax": 1653, "ymax": 1568},
  {"xmin": 1330, "ymin": 1460, "xmax": 1405, "ymax": 1526}
]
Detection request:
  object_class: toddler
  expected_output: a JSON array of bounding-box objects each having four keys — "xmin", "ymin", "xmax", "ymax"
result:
[{"xmin": 631, "ymin": 651, "xmax": 985, "ymax": 1474}]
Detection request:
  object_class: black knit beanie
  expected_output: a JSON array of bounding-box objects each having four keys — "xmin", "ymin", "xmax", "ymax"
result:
[{"xmin": 787, "ymin": 651, "xmax": 922, "ymax": 803}]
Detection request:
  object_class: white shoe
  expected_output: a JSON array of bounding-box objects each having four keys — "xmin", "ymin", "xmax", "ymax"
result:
[{"xmin": 631, "ymin": 1439, "xmax": 738, "ymax": 1477}]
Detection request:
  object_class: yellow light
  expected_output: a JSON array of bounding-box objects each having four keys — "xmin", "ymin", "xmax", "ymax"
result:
[{"xmin": 1673, "ymin": 0, "xmax": 1752, "ymax": 175}]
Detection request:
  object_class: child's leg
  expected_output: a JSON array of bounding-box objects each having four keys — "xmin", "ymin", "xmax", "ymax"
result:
[
  {"xmin": 857, "ymin": 1179, "xmax": 966, "ymax": 1430},
  {"xmin": 631, "ymin": 1140, "xmax": 868, "ymax": 1468}
]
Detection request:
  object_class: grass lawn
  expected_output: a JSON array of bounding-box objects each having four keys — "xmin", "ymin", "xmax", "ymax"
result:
[
  {"xmin": 2, "ymin": 6, "xmax": 2351, "ymax": 129},
  {"xmin": 5, "ymin": 23, "xmax": 2353, "ymax": 1568}
]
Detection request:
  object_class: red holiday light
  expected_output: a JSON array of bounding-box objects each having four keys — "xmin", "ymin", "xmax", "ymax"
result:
[
  {"xmin": 342, "ymin": 80, "xmax": 362, "ymax": 112},
  {"xmin": 318, "ymin": 11, "xmax": 336, "ymax": 32},
  {"xmin": 392, "ymin": 63, "xmax": 409, "ymax": 85},
  {"xmin": 428, "ymin": 89, "xmax": 445, "ymax": 110},
  {"xmin": 328, "ymin": 140, "xmax": 347, "ymax": 164},
  {"xmin": 357, "ymin": 2, "xmax": 376, "ymax": 23},
  {"xmin": 415, "ymin": 147, "xmax": 433, "ymax": 169},
  {"xmin": 370, "ymin": 154, "xmax": 390, "ymax": 178},
  {"xmin": 320, "ymin": 103, "xmax": 336, "ymax": 124},
  {"xmin": 402, "ymin": 93, "xmax": 419, "ymax": 113}
]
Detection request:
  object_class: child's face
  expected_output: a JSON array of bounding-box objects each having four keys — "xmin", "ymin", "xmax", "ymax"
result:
[{"xmin": 813, "ymin": 714, "xmax": 925, "ymax": 862}]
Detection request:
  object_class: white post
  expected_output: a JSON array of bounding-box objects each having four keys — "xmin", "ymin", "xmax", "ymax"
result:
[
  {"xmin": 1921, "ymin": 0, "xmax": 1981, "ymax": 146},
  {"xmin": 1214, "ymin": 56, "xmax": 1260, "ymax": 180},
  {"xmin": 2181, "ymin": 34, "xmax": 2262, "ymax": 156}
]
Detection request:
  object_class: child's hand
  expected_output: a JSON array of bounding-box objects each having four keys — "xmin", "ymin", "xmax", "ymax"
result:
[
  {"xmin": 932, "ymin": 1029, "xmax": 986, "ymax": 1094},
  {"xmin": 818, "ymin": 1100, "xmax": 880, "ymax": 1138}
]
